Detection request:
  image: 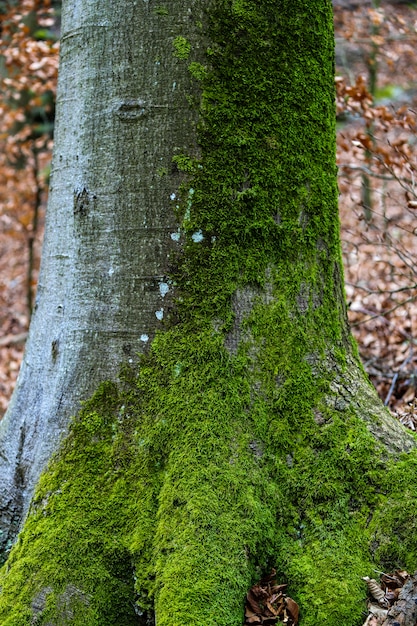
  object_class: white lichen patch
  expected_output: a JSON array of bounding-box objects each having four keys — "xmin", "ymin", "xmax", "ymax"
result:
[
  {"xmin": 155, "ymin": 309, "xmax": 164, "ymax": 321},
  {"xmin": 170, "ymin": 230, "xmax": 181, "ymax": 242},
  {"xmin": 159, "ymin": 282, "xmax": 170, "ymax": 298},
  {"xmin": 170, "ymin": 192, "xmax": 176, "ymax": 201},
  {"xmin": 140, "ymin": 334, "xmax": 149, "ymax": 343},
  {"xmin": 183, "ymin": 187, "xmax": 195, "ymax": 223},
  {"xmin": 108, "ymin": 267, "xmax": 115, "ymax": 277},
  {"xmin": 192, "ymin": 230, "xmax": 204, "ymax": 243}
]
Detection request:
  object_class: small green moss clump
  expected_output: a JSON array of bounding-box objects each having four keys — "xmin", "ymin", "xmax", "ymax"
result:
[
  {"xmin": 173, "ymin": 35, "xmax": 191, "ymax": 60},
  {"xmin": 188, "ymin": 61, "xmax": 208, "ymax": 81},
  {"xmin": 154, "ymin": 6, "xmax": 169, "ymax": 16}
]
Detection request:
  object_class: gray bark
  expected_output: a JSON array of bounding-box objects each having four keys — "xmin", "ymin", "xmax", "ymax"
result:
[
  {"xmin": 0, "ymin": 0, "xmax": 199, "ymax": 555},
  {"xmin": 382, "ymin": 575, "xmax": 417, "ymax": 626}
]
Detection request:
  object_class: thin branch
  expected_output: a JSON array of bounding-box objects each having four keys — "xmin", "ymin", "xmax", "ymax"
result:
[
  {"xmin": 346, "ymin": 282, "xmax": 417, "ymax": 295},
  {"xmin": 339, "ymin": 163, "xmax": 396, "ymax": 182},
  {"xmin": 350, "ymin": 295, "xmax": 417, "ymax": 326},
  {"xmin": 0, "ymin": 332, "xmax": 28, "ymax": 348},
  {"xmin": 384, "ymin": 347, "xmax": 414, "ymax": 406}
]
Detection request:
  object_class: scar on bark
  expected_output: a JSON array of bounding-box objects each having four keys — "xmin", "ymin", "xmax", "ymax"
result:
[
  {"xmin": 73, "ymin": 187, "xmax": 96, "ymax": 217},
  {"xmin": 51, "ymin": 339, "xmax": 59, "ymax": 361}
]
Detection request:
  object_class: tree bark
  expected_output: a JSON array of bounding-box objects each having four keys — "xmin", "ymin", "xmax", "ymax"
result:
[
  {"xmin": 0, "ymin": 0, "xmax": 199, "ymax": 554},
  {"xmin": 382, "ymin": 575, "xmax": 417, "ymax": 626},
  {"xmin": 0, "ymin": 1, "xmax": 417, "ymax": 625}
]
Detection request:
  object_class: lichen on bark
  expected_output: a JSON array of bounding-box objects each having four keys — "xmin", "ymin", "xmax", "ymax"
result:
[{"xmin": 1, "ymin": 1, "xmax": 417, "ymax": 625}]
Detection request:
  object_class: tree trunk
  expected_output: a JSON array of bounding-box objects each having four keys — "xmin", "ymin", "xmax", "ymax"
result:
[
  {"xmin": 1, "ymin": 1, "xmax": 417, "ymax": 625},
  {"xmin": 0, "ymin": 0, "xmax": 198, "ymax": 554}
]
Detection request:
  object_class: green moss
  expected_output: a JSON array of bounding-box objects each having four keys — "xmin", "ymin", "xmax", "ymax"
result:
[
  {"xmin": 188, "ymin": 61, "xmax": 208, "ymax": 81},
  {"xmin": 1, "ymin": 330, "xmax": 415, "ymax": 624},
  {"xmin": 1, "ymin": 1, "xmax": 416, "ymax": 625},
  {"xmin": 0, "ymin": 382, "xmax": 141, "ymax": 625},
  {"xmin": 154, "ymin": 6, "xmax": 169, "ymax": 16},
  {"xmin": 368, "ymin": 449, "xmax": 417, "ymax": 570},
  {"xmin": 173, "ymin": 36, "xmax": 191, "ymax": 60},
  {"xmin": 172, "ymin": 153, "xmax": 197, "ymax": 174}
]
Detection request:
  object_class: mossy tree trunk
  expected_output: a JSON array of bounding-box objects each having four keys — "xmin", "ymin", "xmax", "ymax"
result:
[{"xmin": 0, "ymin": 1, "xmax": 416, "ymax": 625}]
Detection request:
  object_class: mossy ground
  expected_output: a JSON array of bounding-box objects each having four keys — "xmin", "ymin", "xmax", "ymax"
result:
[{"xmin": 1, "ymin": 0, "xmax": 417, "ymax": 624}]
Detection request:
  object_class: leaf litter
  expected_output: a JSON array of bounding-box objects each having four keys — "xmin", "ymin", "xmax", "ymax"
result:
[
  {"xmin": 244, "ymin": 570, "xmax": 299, "ymax": 626},
  {"xmin": 361, "ymin": 569, "xmax": 413, "ymax": 626}
]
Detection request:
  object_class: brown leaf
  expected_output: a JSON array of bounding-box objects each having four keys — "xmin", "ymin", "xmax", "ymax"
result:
[
  {"xmin": 269, "ymin": 593, "xmax": 284, "ymax": 605},
  {"xmin": 252, "ymin": 585, "xmax": 269, "ymax": 600},
  {"xmin": 285, "ymin": 597, "xmax": 300, "ymax": 624},
  {"xmin": 266, "ymin": 601, "xmax": 278, "ymax": 616},
  {"xmin": 363, "ymin": 577, "xmax": 388, "ymax": 607},
  {"xmin": 395, "ymin": 570, "xmax": 409, "ymax": 584},
  {"xmin": 246, "ymin": 590, "xmax": 262, "ymax": 614},
  {"xmin": 246, "ymin": 617, "xmax": 262, "ymax": 625},
  {"xmin": 245, "ymin": 572, "xmax": 299, "ymax": 625},
  {"xmin": 274, "ymin": 600, "xmax": 286, "ymax": 617}
]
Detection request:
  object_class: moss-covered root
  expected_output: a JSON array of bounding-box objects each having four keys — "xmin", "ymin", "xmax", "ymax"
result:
[
  {"xmin": 131, "ymin": 331, "xmax": 280, "ymax": 626},
  {"xmin": 135, "ymin": 326, "xmax": 417, "ymax": 626},
  {"xmin": 1, "ymin": 338, "xmax": 417, "ymax": 625},
  {"xmin": 127, "ymin": 322, "xmax": 417, "ymax": 626},
  {"xmin": 0, "ymin": 383, "xmax": 141, "ymax": 626}
]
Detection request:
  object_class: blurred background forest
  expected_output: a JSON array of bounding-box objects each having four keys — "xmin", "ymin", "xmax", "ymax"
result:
[{"xmin": 0, "ymin": 0, "xmax": 417, "ymax": 427}]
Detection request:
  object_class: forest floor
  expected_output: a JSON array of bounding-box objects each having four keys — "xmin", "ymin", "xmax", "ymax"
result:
[
  {"xmin": 0, "ymin": 1, "xmax": 416, "ymax": 425},
  {"xmin": 0, "ymin": 208, "xmax": 41, "ymax": 415}
]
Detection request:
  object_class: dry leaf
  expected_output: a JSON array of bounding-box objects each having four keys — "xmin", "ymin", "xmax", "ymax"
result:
[{"xmin": 244, "ymin": 572, "xmax": 299, "ymax": 626}]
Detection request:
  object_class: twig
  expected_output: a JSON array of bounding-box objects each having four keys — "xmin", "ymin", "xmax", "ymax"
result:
[
  {"xmin": 0, "ymin": 332, "xmax": 28, "ymax": 348},
  {"xmin": 346, "ymin": 282, "xmax": 417, "ymax": 295},
  {"xmin": 384, "ymin": 347, "xmax": 414, "ymax": 406},
  {"xmin": 350, "ymin": 295, "xmax": 417, "ymax": 327},
  {"xmin": 339, "ymin": 163, "xmax": 396, "ymax": 182}
]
